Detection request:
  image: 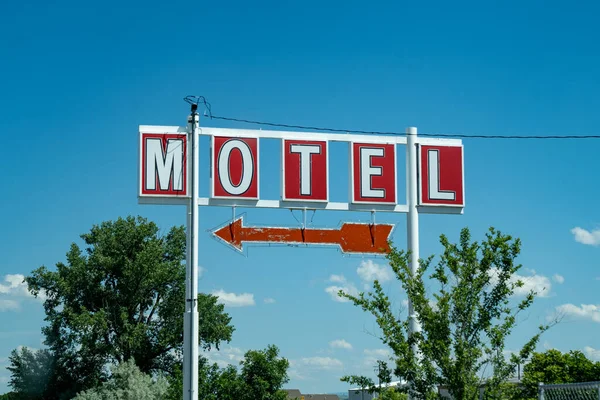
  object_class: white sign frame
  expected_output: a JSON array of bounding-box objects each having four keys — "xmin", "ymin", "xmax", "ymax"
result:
[{"xmin": 138, "ymin": 125, "xmax": 464, "ymax": 215}]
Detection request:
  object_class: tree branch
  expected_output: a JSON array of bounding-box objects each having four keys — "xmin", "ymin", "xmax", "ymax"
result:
[{"xmin": 146, "ymin": 294, "xmax": 161, "ymax": 325}]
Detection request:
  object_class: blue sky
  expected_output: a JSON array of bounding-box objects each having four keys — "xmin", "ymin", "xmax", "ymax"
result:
[{"xmin": 2, "ymin": 0, "xmax": 600, "ymax": 395}]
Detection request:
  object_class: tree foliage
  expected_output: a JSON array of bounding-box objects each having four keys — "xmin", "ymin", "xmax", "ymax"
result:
[
  {"xmin": 165, "ymin": 345, "xmax": 289, "ymax": 400},
  {"xmin": 339, "ymin": 227, "xmax": 551, "ymax": 400},
  {"xmin": 73, "ymin": 359, "xmax": 168, "ymax": 400},
  {"xmin": 9, "ymin": 216, "xmax": 234, "ymax": 399},
  {"xmin": 379, "ymin": 388, "xmax": 408, "ymax": 400},
  {"xmin": 6, "ymin": 347, "xmax": 54, "ymax": 399},
  {"xmin": 519, "ymin": 349, "xmax": 600, "ymax": 398},
  {"xmin": 237, "ymin": 345, "xmax": 290, "ymax": 400}
]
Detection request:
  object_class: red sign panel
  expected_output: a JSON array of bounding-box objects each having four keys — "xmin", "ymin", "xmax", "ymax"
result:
[
  {"xmin": 282, "ymin": 139, "xmax": 328, "ymax": 202},
  {"xmin": 418, "ymin": 145, "xmax": 464, "ymax": 206},
  {"xmin": 350, "ymin": 143, "xmax": 397, "ymax": 204},
  {"xmin": 140, "ymin": 132, "xmax": 187, "ymax": 197},
  {"xmin": 212, "ymin": 136, "xmax": 259, "ymax": 199}
]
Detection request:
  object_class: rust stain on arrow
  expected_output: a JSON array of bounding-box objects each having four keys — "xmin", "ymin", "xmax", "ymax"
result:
[{"xmin": 213, "ymin": 216, "xmax": 393, "ymax": 255}]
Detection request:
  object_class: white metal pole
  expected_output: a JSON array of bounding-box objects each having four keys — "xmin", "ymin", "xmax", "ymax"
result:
[
  {"xmin": 184, "ymin": 106, "xmax": 200, "ymax": 400},
  {"xmin": 406, "ymin": 127, "xmax": 421, "ymax": 399},
  {"xmin": 184, "ymin": 197, "xmax": 191, "ymax": 396}
]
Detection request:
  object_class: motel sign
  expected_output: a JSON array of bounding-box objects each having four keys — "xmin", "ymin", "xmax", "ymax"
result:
[
  {"xmin": 139, "ymin": 127, "xmax": 464, "ymax": 212},
  {"xmin": 138, "ymin": 118, "xmax": 464, "ymax": 400}
]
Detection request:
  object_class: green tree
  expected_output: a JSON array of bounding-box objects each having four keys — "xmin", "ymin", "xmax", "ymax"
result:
[
  {"xmin": 6, "ymin": 347, "xmax": 54, "ymax": 399},
  {"xmin": 9, "ymin": 216, "xmax": 234, "ymax": 399},
  {"xmin": 237, "ymin": 345, "xmax": 289, "ymax": 400},
  {"xmin": 519, "ymin": 349, "xmax": 600, "ymax": 398},
  {"xmin": 339, "ymin": 227, "xmax": 551, "ymax": 400},
  {"xmin": 375, "ymin": 360, "xmax": 393, "ymax": 388},
  {"xmin": 0, "ymin": 393, "xmax": 19, "ymax": 400},
  {"xmin": 73, "ymin": 359, "xmax": 168, "ymax": 400},
  {"xmin": 379, "ymin": 388, "xmax": 408, "ymax": 400},
  {"xmin": 166, "ymin": 345, "xmax": 289, "ymax": 400}
]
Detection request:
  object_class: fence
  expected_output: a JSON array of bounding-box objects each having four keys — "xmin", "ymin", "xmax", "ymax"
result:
[{"xmin": 539, "ymin": 381, "xmax": 600, "ymax": 400}]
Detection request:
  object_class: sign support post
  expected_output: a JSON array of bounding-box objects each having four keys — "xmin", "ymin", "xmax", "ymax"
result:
[
  {"xmin": 406, "ymin": 127, "xmax": 421, "ymax": 400},
  {"xmin": 184, "ymin": 105, "xmax": 200, "ymax": 400}
]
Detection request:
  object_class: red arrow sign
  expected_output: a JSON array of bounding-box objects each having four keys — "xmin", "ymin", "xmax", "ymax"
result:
[{"xmin": 212, "ymin": 216, "xmax": 394, "ymax": 255}]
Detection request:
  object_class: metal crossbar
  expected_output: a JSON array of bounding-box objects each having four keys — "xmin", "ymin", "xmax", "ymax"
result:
[{"xmin": 539, "ymin": 381, "xmax": 600, "ymax": 400}]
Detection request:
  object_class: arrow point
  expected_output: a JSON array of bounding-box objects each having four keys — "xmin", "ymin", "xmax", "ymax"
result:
[{"xmin": 213, "ymin": 217, "xmax": 244, "ymax": 251}]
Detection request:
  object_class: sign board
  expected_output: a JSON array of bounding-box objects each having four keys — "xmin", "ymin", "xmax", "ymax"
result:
[
  {"xmin": 350, "ymin": 142, "xmax": 397, "ymax": 204},
  {"xmin": 211, "ymin": 136, "xmax": 260, "ymax": 199},
  {"xmin": 139, "ymin": 131, "xmax": 188, "ymax": 199},
  {"xmin": 138, "ymin": 126, "xmax": 465, "ymax": 216},
  {"xmin": 282, "ymin": 139, "xmax": 329, "ymax": 202},
  {"xmin": 418, "ymin": 144, "xmax": 465, "ymax": 207},
  {"xmin": 213, "ymin": 216, "xmax": 394, "ymax": 254}
]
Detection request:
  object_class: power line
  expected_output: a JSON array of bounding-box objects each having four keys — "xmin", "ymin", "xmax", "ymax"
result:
[
  {"xmin": 184, "ymin": 95, "xmax": 600, "ymax": 140},
  {"xmin": 209, "ymin": 115, "xmax": 600, "ymax": 140}
]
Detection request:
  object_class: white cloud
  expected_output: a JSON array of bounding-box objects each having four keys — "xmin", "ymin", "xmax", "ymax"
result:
[
  {"xmin": 364, "ymin": 348, "xmax": 392, "ymax": 368},
  {"xmin": 325, "ymin": 275, "xmax": 358, "ymax": 303},
  {"xmin": 489, "ymin": 268, "xmax": 552, "ymax": 297},
  {"xmin": 329, "ymin": 274, "xmax": 347, "ymax": 283},
  {"xmin": 202, "ymin": 346, "xmax": 245, "ymax": 368},
  {"xmin": 299, "ymin": 356, "xmax": 343, "ymax": 370},
  {"xmin": 571, "ymin": 227, "xmax": 600, "ymax": 246},
  {"xmin": 554, "ymin": 303, "xmax": 600, "ymax": 323},
  {"xmin": 552, "ymin": 274, "xmax": 565, "ymax": 284},
  {"xmin": 401, "ymin": 299, "xmax": 409, "ymax": 308},
  {"xmin": 211, "ymin": 290, "xmax": 255, "ymax": 307},
  {"xmin": 263, "ymin": 297, "xmax": 276, "ymax": 304},
  {"xmin": 287, "ymin": 360, "xmax": 314, "ymax": 381},
  {"xmin": 0, "ymin": 299, "xmax": 20, "ymax": 311},
  {"xmin": 543, "ymin": 341, "xmax": 554, "ymax": 350},
  {"xmin": 364, "ymin": 348, "xmax": 391, "ymax": 358},
  {"xmin": 584, "ymin": 346, "xmax": 600, "ymax": 361},
  {"xmin": 288, "ymin": 354, "xmax": 345, "ymax": 381},
  {"xmin": 0, "ymin": 274, "xmax": 29, "ymax": 296},
  {"xmin": 0, "ymin": 274, "xmax": 46, "ymax": 312},
  {"xmin": 288, "ymin": 368, "xmax": 309, "ymax": 381},
  {"xmin": 357, "ymin": 260, "xmax": 393, "ymax": 283},
  {"xmin": 329, "ymin": 339, "xmax": 353, "ymax": 350}
]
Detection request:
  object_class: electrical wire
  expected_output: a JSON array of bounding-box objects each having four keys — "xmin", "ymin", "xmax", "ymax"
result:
[{"xmin": 184, "ymin": 95, "xmax": 600, "ymax": 140}]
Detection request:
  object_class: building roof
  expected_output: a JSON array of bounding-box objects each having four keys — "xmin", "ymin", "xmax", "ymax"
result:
[
  {"xmin": 285, "ymin": 389, "xmax": 303, "ymax": 398},
  {"xmin": 284, "ymin": 389, "xmax": 339, "ymax": 400},
  {"xmin": 350, "ymin": 380, "xmax": 407, "ymax": 390},
  {"xmin": 438, "ymin": 377, "xmax": 523, "ymax": 390}
]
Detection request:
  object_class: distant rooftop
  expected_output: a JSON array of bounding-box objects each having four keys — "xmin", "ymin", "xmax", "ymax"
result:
[
  {"xmin": 349, "ymin": 380, "xmax": 407, "ymax": 391},
  {"xmin": 284, "ymin": 389, "xmax": 340, "ymax": 400}
]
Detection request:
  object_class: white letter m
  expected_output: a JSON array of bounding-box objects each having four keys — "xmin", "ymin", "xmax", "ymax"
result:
[{"xmin": 145, "ymin": 138, "xmax": 184, "ymax": 191}]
